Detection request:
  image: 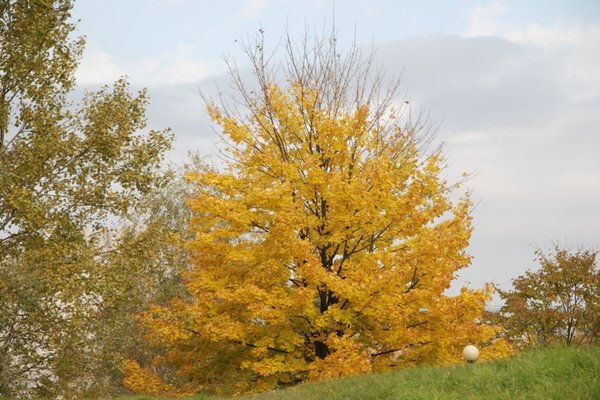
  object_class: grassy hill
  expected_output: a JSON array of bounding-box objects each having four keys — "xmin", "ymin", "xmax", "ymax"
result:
[{"xmin": 123, "ymin": 345, "xmax": 600, "ymax": 400}]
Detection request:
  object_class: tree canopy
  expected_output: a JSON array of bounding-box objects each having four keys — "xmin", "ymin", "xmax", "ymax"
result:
[
  {"xmin": 125, "ymin": 31, "xmax": 512, "ymax": 396},
  {"xmin": 0, "ymin": 0, "xmax": 175, "ymax": 397},
  {"xmin": 497, "ymin": 245, "xmax": 600, "ymax": 348}
]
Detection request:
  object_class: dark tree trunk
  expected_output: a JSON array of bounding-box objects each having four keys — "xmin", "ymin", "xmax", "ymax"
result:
[{"xmin": 314, "ymin": 340, "xmax": 329, "ymax": 359}]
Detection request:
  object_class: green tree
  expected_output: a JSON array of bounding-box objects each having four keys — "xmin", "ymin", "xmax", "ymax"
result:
[
  {"xmin": 67, "ymin": 166, "xmax": 194, "ymax": 398},
  {"xmin": 497, "ymin": 245, "xmax": 600, "ymax": 348},
  {"xmin": 0, "ymin": 0, "xmax": 174, "ymax": 397}
]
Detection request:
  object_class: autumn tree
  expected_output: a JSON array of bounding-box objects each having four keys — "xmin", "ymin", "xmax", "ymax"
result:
[
  {"xmin": 126, "ymin": 30, "xmax": 511, "ymax": 396},
  {"xmin": 0, "ymin": 0, "xmax": 175, "ymax": 397},
  {"xmin": 497, "ymin": 245, "xmax": 600, "ymax": 348}
]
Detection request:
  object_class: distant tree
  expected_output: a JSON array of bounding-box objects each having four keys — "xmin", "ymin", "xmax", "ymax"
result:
[
  {"xmin": 0, "ymin": 0, "xmax": 174, "ymax": 397},
  {"xmin": 77, "ymin": 164, "xmax": 195, "ymax": 398},
  {"xmin": 497, "ymin": 245, "xmax": 600, "ymax": 348},
  {"xmin": 124, "ymin": 29, "xmax": 512, "ymax": 396}
]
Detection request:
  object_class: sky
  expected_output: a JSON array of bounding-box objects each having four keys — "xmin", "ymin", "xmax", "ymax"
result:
[{"xmin": 71, "ymin": 0, "xmax": 600, "ymax": 303}]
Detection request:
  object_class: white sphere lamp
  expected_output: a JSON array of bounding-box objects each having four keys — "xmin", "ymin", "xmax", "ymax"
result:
[{"xmin": 462, "ymin": 345, "xmax": 479, "ymax": 363}]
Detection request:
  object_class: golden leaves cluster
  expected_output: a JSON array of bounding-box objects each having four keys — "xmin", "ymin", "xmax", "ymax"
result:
[{"xmin": 126, "ymin": 81, "xmax": 511, "ymax": 395}]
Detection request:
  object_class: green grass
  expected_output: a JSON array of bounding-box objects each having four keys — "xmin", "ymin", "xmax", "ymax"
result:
[{"xmin": 119, "ymin": 345, "xmax": 600, "ymax": 400}]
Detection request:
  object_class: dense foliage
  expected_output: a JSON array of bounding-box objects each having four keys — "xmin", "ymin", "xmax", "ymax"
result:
[
  {"xmin": 0, "ymin": 0, "xmax": 178, "ymax": 397},
  {"xmin": 497, "ymin": 245, "xmax": 600, "ymax": 348},
  {"xmin": 124, "ymin": 31, "xmax": 512, "ymax": 396},
  {"xmin": 10, "ymin": 2, "xmax": 588, "ymax": 398}
]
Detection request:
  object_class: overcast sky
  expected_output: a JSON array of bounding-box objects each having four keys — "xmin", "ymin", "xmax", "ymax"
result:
[{"xmin": 72, "ymin": 0, "xmax": 600, "ymax": 303}]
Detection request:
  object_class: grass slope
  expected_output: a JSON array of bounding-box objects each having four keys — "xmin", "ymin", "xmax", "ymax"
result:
[{"xmin": 123, "ymin": 346, "xmax": 600, "ymax": 400}]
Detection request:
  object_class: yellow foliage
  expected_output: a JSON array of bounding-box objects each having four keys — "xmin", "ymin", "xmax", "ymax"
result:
[
  {"xmin": 125, "ymin": 42, "xmax": 512, "ymax": 394},
  {"xmin": 121, "ymin": 360, "xmax": 177, "ymax": 397},
  {"xmin": 309, "ymin": 335, "xmax": 373, "ymax": 380}
]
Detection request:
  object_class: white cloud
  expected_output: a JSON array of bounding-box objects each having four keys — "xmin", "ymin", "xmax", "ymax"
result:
[
  {"xmin": 464, "ymin": 1, "xmax": 508, "ymax": 38},
  {"xmin": 463, "ymin": 3, "xmax": 600, "ymax": 102},
  {"xmin": 558, "ymin": 26, "xmax": 600, "ymax": 101},
  {"xmin": 504, "ymin": 23, "xmax": 594, "ymax": 47},
  {"xmin": 133, "ymin": 44, "xmax": 221, "ymax": 86},
  {"xmin": 76, "ymin": 44, "xmax": 221, "ymax": 87},
  {"xmin": 76, "ymin": 48, "xmax": 124, "ymax": 85},
  {"xmin": 376, "ymin": 32, "xmax": 600, "ymax": 291},
  {"xmin": 465, "ymin": 2, "xmax": 599, "ymax": 47}
]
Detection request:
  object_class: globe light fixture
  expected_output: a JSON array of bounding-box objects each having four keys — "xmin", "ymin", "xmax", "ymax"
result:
[{"xmin": 462, "ymin": 345, "xmax": 479, "ymax": 363}]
